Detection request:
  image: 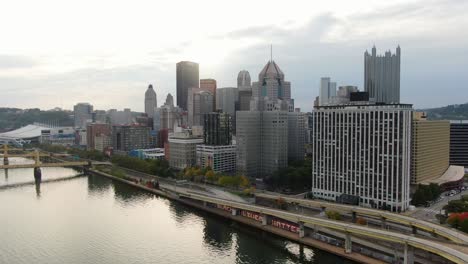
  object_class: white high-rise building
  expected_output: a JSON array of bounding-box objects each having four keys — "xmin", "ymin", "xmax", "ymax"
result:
[
  {"xmin": 144, "ymin": 84, "xmax": 157, "ymax": 118},
  {"xmin": 364, "ymin": 46, "xmax": 401, "ymax": 104},
  {"xmin": 311, "ymin": 103, "xmax": 413, "ymax": 212},
  {"xmin": 319, "ymin": 77, "xmax": 337, "ymax": 106}
]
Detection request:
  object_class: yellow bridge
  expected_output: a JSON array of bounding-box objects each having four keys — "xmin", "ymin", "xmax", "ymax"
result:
[{"xmin": 0, "ymin": 145, "xmax": 89, "ymax": 169}]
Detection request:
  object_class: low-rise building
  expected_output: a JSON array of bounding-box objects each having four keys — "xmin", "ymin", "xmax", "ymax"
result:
[
  {"xmin": 112, "ymin": 125, "xmax": 151, "ymax": 154},
  {"xmin": 168, "ymin": 129, "xmax": 203, "ymax": 170},
  {"xmin": 129, "ymin": 148, "xmax": 165, "ymax": 160},
  {"xmin": 196, "ymin": 145, "xmax": 237, "ymax": 173}
]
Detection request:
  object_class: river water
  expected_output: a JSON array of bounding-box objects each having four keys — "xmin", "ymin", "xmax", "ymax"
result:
[{"xmin": 0, "ymin": 163, "xmax": 352, "ymax": 264}]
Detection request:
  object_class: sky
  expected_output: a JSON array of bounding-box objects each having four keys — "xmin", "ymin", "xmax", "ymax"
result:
[{"xmin": 0, "ymin": 0, "xmax": 467, "ymax": 112}]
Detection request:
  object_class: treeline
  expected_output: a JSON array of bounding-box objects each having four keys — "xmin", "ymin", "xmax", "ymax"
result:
[
  {"xmin": 265, "ymin": 159, "xmax": 312, "ymax": 191},
  {"xmin": 111, "ymin": 155, "xmax": 173, "ymax": 178},
  {"xmin": 181, "ymin": 166, "xmax": 251, "ymax": 190}
]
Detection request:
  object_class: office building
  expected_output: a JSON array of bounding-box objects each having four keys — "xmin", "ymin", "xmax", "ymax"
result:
[
  {"xmin": 319, "ymin": 78, "xmax": 337, "ymax": 106},
  {"xmin": 129, "ymin": 148, "xmax": 165, "ymax": 160},
  {"xmin": 157, "ymin": 93, "xmax": 186, "ymax": 132},
  {"xmin": 108, "ymin": 108, "xmax": 133, "ymax": 125},
  {"xmin": 144, "ymin": 84, "xmax": 157, "ymax": 118},
  {"xmin": 200, "ymin": 79, "xmax": 217, "ymax": 110},
  {"xmin": 86, "ymin": 123, "xmax": 111, "ymax": 150},
  {"xmin": 92, "ymin": 110, "xmax": 108, "ymax": 123},
  {"xmin": 251, "ymin": 60, "xmax": 293, "ymax": 111},
  {"xmin": 203, "ymin": 112, "xmax": 232, "ymax": 145},
  {"xmin": 95, "ymin": 134, "xmax": 111, "ymax": 152},
  {"xmin": 411, "ymin": 113, "xmax": 450, "ymax": 184},
  {"xmin": 238, "ymin": 70, "xmax": 252, "ymax": 111},
  {"xmin": 176, "ymin": 61, "xmax": 199, "ymax": 110},
  {"xmin": 236, "ymin": 111, "xmax": 288, "ymax": 178},
  {"xmin": 364, "ymin": 46, "xmax": 401, "ymax": 104},
  {"xmin": 168, "ymin": 129, "xmax": 204, "ymax": 170},
  {"xmin": 216, "ymin": 87, "xmax": 238, "ymax": 115},
  {"xmin": 112, "ymin": 125, "xmax": 151, "ymax": 153},
  {"xmin": 188, "ymin": 89, "xmax": 214, "ymax": 127},
  {"xmin": 311, "ymin": 103, "xmax": 413, "ymax": 212},
  {"xmin": 73, "ymin": 103, "xmax": 93, "ymax": 128},
  {"xmin": 196, "ymin": 145, "xmax": 237, "ymax": 173},
  {"xmin": 450, "ymin": 120, "xmax": 468, "ymax": 167},
  {"xmin": 287, "ymin": 112, "xmax": 306, "ymax": 161}
]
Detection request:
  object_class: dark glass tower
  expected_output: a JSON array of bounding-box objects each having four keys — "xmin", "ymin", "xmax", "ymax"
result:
[
  {"xmin": 176, "ymin": 61, "xmax": 199, "ymax": 110},
  {"xmin": 203, "ymin": 112, "xmax": 232, "ymax": 145}
]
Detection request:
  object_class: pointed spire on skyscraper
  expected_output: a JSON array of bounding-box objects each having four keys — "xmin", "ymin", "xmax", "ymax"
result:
[{"xmin": 270, "ymin": 44, "xmax": 273, "ymax": 62}]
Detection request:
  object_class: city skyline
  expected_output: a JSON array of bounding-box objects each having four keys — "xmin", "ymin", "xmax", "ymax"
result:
[{"xmin": 1, "ymin": 0, "xmax": 467, "ymax": 112}]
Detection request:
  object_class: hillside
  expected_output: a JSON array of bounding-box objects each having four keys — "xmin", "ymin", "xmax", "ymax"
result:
[
  {"xmin": 0, "ymin": 108, "xmax": 73, "ymax": 132},
  {"xmin": 423, "ymin": 103, "xmax": 468, "ymax": 120}
]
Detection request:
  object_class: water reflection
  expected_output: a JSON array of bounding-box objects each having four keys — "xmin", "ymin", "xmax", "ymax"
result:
[
  {"xmin": 203, "ymin": 216, "xmax": 233, "ymax": 250},
  {"xmin": 169, "ymin": 201, "xmax": 198, "ymax": 225},
  {"xmin": 87, "ymin": 174, "xmax": 112, "ymax": 196},
  {"xmin": 113, "ymin": 180, "xmax": 151, "ymax": 204},
  {"xmin": 35, "ymin": 180, "xmax": 41, "ymax": 198}
]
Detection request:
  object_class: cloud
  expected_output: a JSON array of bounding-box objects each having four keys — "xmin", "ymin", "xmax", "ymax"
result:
[{"xmin": 0, "ymin": 55, "xmax": 36, "ymax": 69}]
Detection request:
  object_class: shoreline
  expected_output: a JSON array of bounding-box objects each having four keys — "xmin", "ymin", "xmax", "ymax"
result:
[{"xmin": 88, "ymin": 168, "xmax": 385, "ymax": 264}]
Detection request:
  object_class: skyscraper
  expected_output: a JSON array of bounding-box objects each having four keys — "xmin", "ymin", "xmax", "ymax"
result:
[
  {"xmin": 73, "ymin": 103, "xmax": 93, "ymax": 128},
  {"xmin": 176, "ymin": 61, "xmax": 199, "ymax": 110},
  {"xmin": 203, "ymin": 112, "xmax": 232, "ymax": 145},
  {"xmin": 216, "ymin": 87, "xmax": 238, "ymax": 115},
  {"xmin": 311, "ymin": 103, "xmax": 413, "ymax": 212},
  {"xmin": 364, "ymin": 46, "xmax": 401, "ymax": 104},
  {"xmin": 187, "ymin": 89, "xmax": 214, "ymax": 127},
  {"xmin": 144, "ymin": 84, "xmax": 157, "ymax": 118},
  {"xmin": 251, "ymin": 60, "xmax": 293, "ymax": 111},
  {"xmin": 319, "ymin": 77, "xmax": 336, "ymax": 106},
  {"xmin": 200, "ymin": 79, "xmax": 217, "ymax": 110},
  {"xmin": 238, "ymin": 70, "xmax": 252, "ymax": 111}
]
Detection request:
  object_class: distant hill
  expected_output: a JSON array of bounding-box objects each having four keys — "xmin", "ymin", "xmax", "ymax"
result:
[
  {"xmin": 422, "ymin": 103, "xmax": 468, "ymax": 120},
  {"xmin": 0, "ymin": 108, "xmax": 73, "ymax": 132}
]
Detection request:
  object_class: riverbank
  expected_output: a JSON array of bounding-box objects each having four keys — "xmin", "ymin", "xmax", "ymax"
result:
[{"xmin": 88, "ymin": 168, "xmax": 385, "ymax": 264}]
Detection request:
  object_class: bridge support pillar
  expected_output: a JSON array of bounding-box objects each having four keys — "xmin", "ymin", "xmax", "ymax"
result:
[
  {"xmin": 344, "ymin": 233, "xmax": 352, "ymax": 254},
  {"xmin": 203, "ymin": 201, "xmax": 207, "ymax": 207},
  {"xmin": 261, "ymin": 214, "xmax": 269, "ymax": 226},
  {"xmin": 312, "ymin": 224, "xmax": 318, "ymax": 237},
  {"xmin": 351, "ymin": 212, "xmax": 357, "ymax": 223},
  {"xmin": 298, "ymin": 221, "xmax": 305, "ymax": 238},
  {"xmin": 3, "ymin": 157, "xmax": 8, "ymax": 165},
  {"xmin": 411, "ymin": 225, "xmax": 417, "ymax": 235},
  {"xmin": 403, "ymin": 243, "xmax": 414, "ymax": 264},
  {"xmin": 381, "ymin": 217, "xmax": 387, "ymax": 229},
  {"xmin": 231, "ymin": 209, "xmax": 238, "ymax": 216}
]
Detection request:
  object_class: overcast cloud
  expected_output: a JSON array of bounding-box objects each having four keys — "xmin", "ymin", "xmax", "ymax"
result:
[{"xmin": 0, "ymin": 0, "xmax": 467, "ymax": 112}]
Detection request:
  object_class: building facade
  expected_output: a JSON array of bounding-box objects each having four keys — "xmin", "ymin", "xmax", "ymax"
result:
[
  {"xmin": 196, "ymin": 145, "xmax": 237, "ymax": 173},
  {"xmin": 364, "ymin": 46, "xmax": 401, "ymax": 104},
  {"xmin": 450, "ymin": 121, "xmax": 468, "ymax": 167},
  {"xmin": 188, "ymin": 89, "xmax": 214, "ymax": 127},
  {"xmin": 168, "ymin": 130, "xmax": 204, "ymax": 170},
  {"xmin": 86, "ymin": 123, "xmax": 111, "ymax": 150},
  {"xmin": 176, "ymin": 61, "xmax": 199, "ymax": 110},
  {"xmin": 236, "ymin": 111, "xmax": 288, "ymax": 178},
  {"xmin": 287, "ymin": 112, "xmax": 306, "ymax": 161},
  {"xmin": 200, "ymin": 79, "xmax": 217, "ymax": 110},
  {"xmin": 73, "ymin": 103, "xmax": 93, "ymax": 128},
  {"xmin": 311, "ymin": 104, "xmax": 413, "ymax": 212},
  {"xmin": 203, "ymin": 112, "xmax": 232, "ymax": 145},
  {"xmin": 216, "ymin": 87, "xmax": 238, "ymax": 115},
  {"xmin": 411, "ymin": 114, "xmax": 450, "ymax": 184},
  {"xmin": 319, "ymin": 77, "xmax": 336, "ymax": 106},
  {"xmin": 112, "ymin": 125, "xmax": 151, "ymax": 153},
  {"xmin": 238, "ymin": 70, "xmax": 252, "ymax": 111},
  {"xmin": 144, "ymin": 84, "xmax": 157, "ymax": 118}
]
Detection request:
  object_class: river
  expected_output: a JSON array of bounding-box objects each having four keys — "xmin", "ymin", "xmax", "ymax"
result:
[{"xmin": 0, "ymin": 163, "xmax": 352, "ymax": 264}]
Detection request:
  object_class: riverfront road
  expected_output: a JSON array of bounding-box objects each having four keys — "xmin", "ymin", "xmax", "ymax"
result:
[
  {"xmin": 256, "ymin": 192, "xmax": 468, "ymax": 245},
  {"xmin": 92, "ymin": 168, "xmax": 468, "ymax": 264},
  {"xmin": 180, "ymin": 192, "xmax": 468, "ymax": 264},
  {"xmin": 409, "ymin": 189, "xmax": 468, "ymax": 222}
]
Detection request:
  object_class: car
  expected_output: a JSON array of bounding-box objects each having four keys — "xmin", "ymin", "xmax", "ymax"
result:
[{"xmin": 450, "ymin": 193, "xmax": 454, "ymax": 197}]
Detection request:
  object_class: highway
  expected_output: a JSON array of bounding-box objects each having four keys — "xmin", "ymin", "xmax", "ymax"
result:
[{"xmin": 255, "ymin": 192, "xmax": 468, "ymax": 245}]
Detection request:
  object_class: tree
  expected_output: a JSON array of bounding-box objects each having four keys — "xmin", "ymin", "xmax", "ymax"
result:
[
  {"xmin": 460, "ymin": 219, "xmax": 468, "ymax": 233},
  {"xmin": 205, "ymin": 170, "xmax": 215, "ymax": 183}
]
